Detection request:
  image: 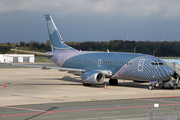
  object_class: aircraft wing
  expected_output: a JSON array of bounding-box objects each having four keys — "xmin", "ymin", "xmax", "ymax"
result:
[
  {"xmin": 11, "ymin": 49, "xmax": 53, "ymax": 56},
  {"xmin": 10, "ymin": 63, "xmax": 112, "ymax": 76},
  {"xmin": 11, "ymin": 63, "xmax": 85, "ymax": 72}
]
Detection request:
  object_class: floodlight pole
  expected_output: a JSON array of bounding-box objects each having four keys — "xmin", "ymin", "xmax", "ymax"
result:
[{"xmin": 134, "ymin": 45, "xmax": 138, "ymax": 53}]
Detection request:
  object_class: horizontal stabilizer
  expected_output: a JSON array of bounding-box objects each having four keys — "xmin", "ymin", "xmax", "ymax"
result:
[{"xmin": 11, "ymin": 49, "xmax": 53, "ymax": 56}]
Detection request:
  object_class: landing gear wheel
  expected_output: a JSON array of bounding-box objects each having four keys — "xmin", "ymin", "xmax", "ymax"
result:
[
  {"xmin": 173, "ymin": 83, "xmax": 178, "ymax": 89},
  {"xmin": 83, "ymin": 82, "xmax": 92, "ymax": 86},
  {"xmin": 148, "ymin": 85, "xmax": 154, "ymax": 90},
  {"xmin": 109, "ymin": 79, "xmax": 118, "ymax": 85}
]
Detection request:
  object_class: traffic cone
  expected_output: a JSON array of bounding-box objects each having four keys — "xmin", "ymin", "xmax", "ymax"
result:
[
  {"xmin": 104, "ymin": 83, "xmax": 107, "ymax": 89},
  {"xmin": 4, "ymin": 81, "xmax": 6, "ymax": 87}
]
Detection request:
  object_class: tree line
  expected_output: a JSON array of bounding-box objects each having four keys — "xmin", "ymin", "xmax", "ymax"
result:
[{"xmin": 1, "ymin": 40, "xmax": 180, "ymax": 57}]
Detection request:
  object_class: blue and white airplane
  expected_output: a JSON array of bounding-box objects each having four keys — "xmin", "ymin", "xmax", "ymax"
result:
[{"xmin": 12, "ymin": 14, "xmax": 174, "ymax": 90}]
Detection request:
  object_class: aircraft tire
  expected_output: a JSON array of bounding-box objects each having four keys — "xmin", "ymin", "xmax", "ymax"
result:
[
  {"xmin": 109, "ymin": 79, "xmax": 118, "ymax": 85},
  {"xmin": 148, "ymin": 85, "xmax": 154, "ymax": 90}
]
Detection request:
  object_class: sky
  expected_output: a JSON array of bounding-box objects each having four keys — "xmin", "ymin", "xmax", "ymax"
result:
[{"xmin": 0, "ymin": 0, "xmax": 180, "ymax": 43}]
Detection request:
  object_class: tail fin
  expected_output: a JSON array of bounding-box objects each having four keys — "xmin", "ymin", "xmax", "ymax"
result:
[{"xmin": 45, "ymin": 14, "xmax": 76, "ymax": 51}]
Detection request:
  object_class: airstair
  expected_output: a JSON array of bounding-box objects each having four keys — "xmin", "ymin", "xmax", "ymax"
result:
[
  {"xmin": 167, "ymin": 62, "xmax": 180, "ymax": 76},
  {"xmin": 159, "ymin": 59, "xmax": 180, "ymax": 89}
]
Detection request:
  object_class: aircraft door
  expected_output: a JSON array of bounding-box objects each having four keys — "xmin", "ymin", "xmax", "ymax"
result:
[
  {"xmin": 97, "ymin": 59, "xmax": 102, "ymax": 67},
  {"xmin": 138, "ymin": 59, "xmax": 145, "ymax": 72}
]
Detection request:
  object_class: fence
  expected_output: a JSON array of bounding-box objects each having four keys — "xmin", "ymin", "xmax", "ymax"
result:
[{"xmin": 147, "ymin": 108, "xmax": 180, "ymax": 120}]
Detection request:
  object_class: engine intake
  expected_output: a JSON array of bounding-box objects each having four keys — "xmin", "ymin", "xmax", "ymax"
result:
[{"xmin": 81, "ymin": 71, "xmax": 105, "ymax": 84}]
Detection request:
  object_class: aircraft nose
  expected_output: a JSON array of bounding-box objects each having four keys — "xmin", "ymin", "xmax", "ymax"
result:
[{"xmin": 167, "ymin": 66, "xmax": 174, "ymax": 77}]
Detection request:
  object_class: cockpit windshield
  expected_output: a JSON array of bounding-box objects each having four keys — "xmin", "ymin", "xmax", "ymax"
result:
[
  {"xmin": 151, "ymin": 62, "xmax": 167, "ymax": 66},
  {"xmin": 155, "ymin": 63, "xmax": 158, "ymax": 66}
]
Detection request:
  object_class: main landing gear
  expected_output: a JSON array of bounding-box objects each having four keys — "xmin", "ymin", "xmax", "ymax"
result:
[{"xmin": 109, "ymin": 79, "xmax": 118, "ymax": 85}]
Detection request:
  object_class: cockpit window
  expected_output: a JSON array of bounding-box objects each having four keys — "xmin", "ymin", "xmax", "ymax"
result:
[
  {"xmin": 151, "ymin": 62, "xmax": 167, "ymax": 66},
  {"xmin": 159, "ymin": 63, "xmax": 163, "ymax": 65},
  {"xmin": 155, "ymin": 63, "xmax": 158, "ymax": 66},
  {"xmin": 159, "ymin": 63, "xmax": 164, "ymax": 65},
  {"xmin": 151, "ymin": 62, "xmax": 154, "ymax": 65}
]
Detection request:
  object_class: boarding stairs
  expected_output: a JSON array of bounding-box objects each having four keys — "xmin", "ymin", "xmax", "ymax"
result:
[{"xmin": 159, "ymin": 62, "xmax": 180, "ymax": 89}]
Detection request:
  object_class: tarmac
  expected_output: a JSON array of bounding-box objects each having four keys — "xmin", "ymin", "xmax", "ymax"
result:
[{"xmin": 0, "ymin": 62, "xmax": 180, "ymax": 120}]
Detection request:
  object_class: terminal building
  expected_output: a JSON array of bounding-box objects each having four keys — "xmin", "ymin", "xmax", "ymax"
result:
[{"xmin": 0, "ymin": 54, "xmax": 34, "ymax": 63}]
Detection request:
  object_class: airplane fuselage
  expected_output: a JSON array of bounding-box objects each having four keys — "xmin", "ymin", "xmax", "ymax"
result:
[{"xmin": 48, "ymin": 50, "xmax": 174, "ymax": 82}]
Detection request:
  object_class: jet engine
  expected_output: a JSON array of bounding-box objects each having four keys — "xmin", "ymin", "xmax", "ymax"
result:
[{"xmin": 81, "ymin": 71, "xmax": 105, "ymax": 84}]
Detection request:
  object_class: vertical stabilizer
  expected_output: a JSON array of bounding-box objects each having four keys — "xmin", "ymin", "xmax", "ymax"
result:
[{"xmin": 45, "ymin": 14, "xmax": 76, "ymax": 51}]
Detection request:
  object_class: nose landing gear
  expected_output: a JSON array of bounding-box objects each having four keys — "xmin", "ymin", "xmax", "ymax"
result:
[
  {"xmin": 148, "ymin": 81, "xmax": 158, "ymax": 90},
  {"xmin": 148, "ymin": 84, "xmax": 157, "ymax": 90}
]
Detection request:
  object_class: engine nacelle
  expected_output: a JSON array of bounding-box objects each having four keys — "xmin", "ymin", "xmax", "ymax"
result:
[{"xmin": 81, "ymin": 71, "xmax": 105, "ymax": 84}]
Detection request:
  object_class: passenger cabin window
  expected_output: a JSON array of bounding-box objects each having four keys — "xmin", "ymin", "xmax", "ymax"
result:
[{"xmin": 113, "ymin": 61, "xmax": 132, "ymax": 65}]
